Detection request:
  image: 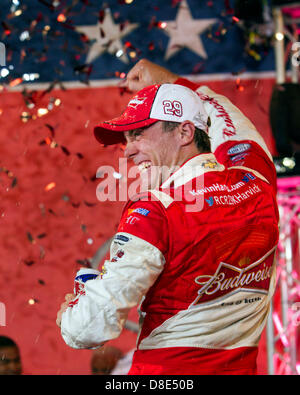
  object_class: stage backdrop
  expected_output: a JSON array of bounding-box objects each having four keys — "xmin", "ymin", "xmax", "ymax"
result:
[{"xmin": 0, "ymin": 0, "xmax": 280, "ymax": 374}]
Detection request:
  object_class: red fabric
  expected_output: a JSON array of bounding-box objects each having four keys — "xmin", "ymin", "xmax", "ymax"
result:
[
  {"xmin": 0, "ymin": 79, "xmax": 276, "ymax": 374},
  {"xmin": 128, "ymin": 347, "xmax": 258, "ymax": 375}
]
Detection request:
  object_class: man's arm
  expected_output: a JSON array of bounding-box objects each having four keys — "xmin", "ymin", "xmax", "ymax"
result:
[
  {"xmin": 57, "ymin": 198, "xmax": 168, "ymax": 349},
  {"xmin": 182, "ymin": 83, "xmax": 276, "ymax": 187}
]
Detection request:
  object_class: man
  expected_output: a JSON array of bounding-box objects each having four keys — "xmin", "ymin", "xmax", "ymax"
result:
[
  {"xmin": 57, "ymin": 60, "xmax": 279, "ymax": 375},
  {"xmin": 0, "ymin": 336, "xmax": 22, "ymax": 375}
]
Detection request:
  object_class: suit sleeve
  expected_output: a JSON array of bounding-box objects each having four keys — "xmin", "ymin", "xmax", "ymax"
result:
[
  {"xmin": 60, "ymin": 199, "xmax": 168, "ymax": 349},
  {"xmin": 175, "ymin": 77, "xmax": 277, "ymax": 188}
]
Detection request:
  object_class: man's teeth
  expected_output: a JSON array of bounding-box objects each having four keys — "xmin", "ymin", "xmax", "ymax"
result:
[{"xmin": 138, "ymin": 162, "xmax": 151, "ymax": 172}]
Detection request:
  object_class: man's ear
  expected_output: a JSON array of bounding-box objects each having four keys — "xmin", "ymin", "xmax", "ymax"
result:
[{"xmin": 178, "ymin": 121, "xmax": 195, "ymax": 146}]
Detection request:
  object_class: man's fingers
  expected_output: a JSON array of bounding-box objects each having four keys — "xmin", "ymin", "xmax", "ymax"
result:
[
  {"xmin": 127, "ymin": 79, "xmax": 146, "ymax": 92},
  {"xmin": 120, "ymin": 58, "xmax": 179, "ymax": 91},
  {"xmin": 56, "ymin": 315, "xmax": 61, "ymax": 328},
  {"xmin": 57, "ymin": 293, "xmax": 76, "ymax": 328},
  {"xmin": 65, "ymin": 293, "xmax": 75, "ymax": 302},
  {"xmin": 126, "ymin": 60, "xmax": 144, "ymax": 81}
]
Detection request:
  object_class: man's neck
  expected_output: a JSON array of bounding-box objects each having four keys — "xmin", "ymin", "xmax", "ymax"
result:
[{"xmin": 176, "ymin": 146, "xmax": 202, "ymax": 168}]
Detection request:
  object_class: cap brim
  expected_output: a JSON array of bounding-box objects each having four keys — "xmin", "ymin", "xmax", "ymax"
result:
[{"xmin": 94, "ymin": 117, "xmax": 158, "ymax": 146}]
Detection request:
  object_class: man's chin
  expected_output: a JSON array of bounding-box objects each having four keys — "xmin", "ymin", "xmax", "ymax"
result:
[
  {"xmin": 139, "ymin": 165, "xmax": 174, "ymax": 191},
  {"xmin": 139, "ymin": 167, "xmax": 159, "ymax": 191}
]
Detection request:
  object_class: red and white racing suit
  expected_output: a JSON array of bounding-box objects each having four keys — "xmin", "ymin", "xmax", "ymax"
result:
[{"xmin": 60, "ymin": 78, "xmax": 279, "ymax": 375}]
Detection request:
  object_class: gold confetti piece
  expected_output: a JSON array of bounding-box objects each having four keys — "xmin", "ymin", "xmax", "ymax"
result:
[
  {"xmin": 44, "ymin": 182, "xmax": 56, "ymax": 191},
  {"xmin": 28, "ymin": 298, "xmax": 38, "ymax": 306}
]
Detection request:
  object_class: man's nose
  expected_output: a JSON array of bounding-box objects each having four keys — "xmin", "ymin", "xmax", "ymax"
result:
[{"xmin": 124, "ymin": 142, "xmax": 138, "ymax": 159}]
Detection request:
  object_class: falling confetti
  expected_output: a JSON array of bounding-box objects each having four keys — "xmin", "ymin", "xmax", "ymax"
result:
[
  {"xmin": 44, "ymin": 182, "xmax": 56, "ymax": 191},
  {"xmin": 0, "ymin": 0, "xmax": 282, "ymax": 376}
]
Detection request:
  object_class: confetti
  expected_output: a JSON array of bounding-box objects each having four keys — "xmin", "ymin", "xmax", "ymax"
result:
[
  {"xmin": 84, "ymin": 201, "xmax": 97, "ymax": 207},
  {"xmin": 61, "ymin": 194, "xmax": 70, "ymax": 201},
  {"xmin": 76, "ymin": 153, "xmax": 84, "ymax": 159},
  {"xmin": 37, "ymin": 108, "xmax": 49, "ymax": 117},
  {"xmin": 61, "ymin": 146, "xmax": 71, "ymax": 156},
  {"xmin": 45, "ymin": 123, "xmax": 55, "ymax": 137},
  {"xmin": 40, "ymin": 246, "xmax": 45, "ymax": 259},
  {"xmin": 24, "ymin": 260, "xmax": 35, "ymax": 266},
  {"xmin": 0, "ymin": 0, "xmax": 281, "ymax": 376},
  {"xmin": 57, "ymin": 13, "xmax": 67, "ymax": 23},
  {"xmin": 9, "ymin": 77, "xmax": 23, "ymax": 87},
  {"xmin": 11, "ymin": 177, "xmax": 17, "ymax": 188},
  {"xmin": 37, "ymin": 233, "xmax": 47, "ymax": 239},
  {"xmin": 28, "ymin": 298, "xmax": 39, "ymax": 305},
  {"xmin": 20, "ymin": 112, "xmax": 32, "ymax": 122},
  {"xmin": 26, "ymin": 231, "xmax": 35, "ymax": 243},
  {"xmin": 44, "ymin": 182, "xmax": 56, "ymax": 191}
]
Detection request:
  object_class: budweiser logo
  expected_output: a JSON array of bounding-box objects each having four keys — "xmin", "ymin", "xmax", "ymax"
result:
[{"xmin": 192, "ymin": 250, "xmax": 275, "ymax": 306}]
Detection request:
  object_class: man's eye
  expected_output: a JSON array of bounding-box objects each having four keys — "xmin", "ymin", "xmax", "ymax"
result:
[{"xmin": 133, "ymin": 131, "xmax": 143, "ymax": 138}]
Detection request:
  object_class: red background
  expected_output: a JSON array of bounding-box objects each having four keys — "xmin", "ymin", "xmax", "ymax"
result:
[{"xmin": 0, "ymin": 78, "xmax": 276, "ymax": 374}]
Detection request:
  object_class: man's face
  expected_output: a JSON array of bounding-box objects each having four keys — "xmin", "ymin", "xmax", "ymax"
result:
[
  {"xmin": 0, "ymin": 346, "xmax": 22, "ymax": 375},
  {"xmin": 124, "ymin": 121, "xmax": 180, "ymax": 189}
]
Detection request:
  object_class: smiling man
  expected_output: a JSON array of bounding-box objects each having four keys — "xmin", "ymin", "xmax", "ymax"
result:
[
  {"xmin": 57, "ymin": 60, "xmax": 279, "ymax": 375},
  {"xmin": 94, "ymin": 82, "xmax": 211, "ymax": 193}
]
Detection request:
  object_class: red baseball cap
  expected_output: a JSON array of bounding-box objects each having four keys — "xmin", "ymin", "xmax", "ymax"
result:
[{"xmin": 94, "ymin": 83, "xmax": 208, "ymax": 146}]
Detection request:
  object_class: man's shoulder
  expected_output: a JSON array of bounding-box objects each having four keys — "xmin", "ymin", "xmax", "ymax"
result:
[{"xmin": 125, "ymin": 189, "xmax": 174, "ymax": 211}]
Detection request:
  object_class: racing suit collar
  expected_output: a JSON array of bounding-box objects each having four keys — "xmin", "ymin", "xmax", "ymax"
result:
[{"xmin": 160, "ymin": 153, "xmax": 225, "ymax": 189}]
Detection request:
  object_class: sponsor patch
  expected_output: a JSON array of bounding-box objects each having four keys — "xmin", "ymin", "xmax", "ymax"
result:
[
  {"xmin": 128, "ymin": 207, "xmax": 150, "ymax": 216},
  {"xmin": 128, "ymin": 97, "xmax": 146, "ymax": 107},
  {"xmin": 205, "ymin": 197, "xmax": 214, "ymax": 207},
  {"xmin": 115, "ymin": 234, "xmax": 130, "ymax": 243},
  {"xmin": 230, "ymin": 152, "xmax": 249, "ymax": 163},
  {"xmin": 228, "ymin": 143, "xmax": 251, "ymax": 155},
  {"xmin": 191, "ymin": 250, "xmax": 275, "ymax": 306},
  {"xmin": 201, "ymin": 159, "xmax": 218, "ymax": 169},
  {"xmin": 242, "ymin": 173, "xmax": 256, "ymax": 183}
]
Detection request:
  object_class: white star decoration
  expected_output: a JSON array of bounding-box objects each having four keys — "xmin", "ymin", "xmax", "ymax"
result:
[
  {"xmin": 161, "ymin": 0, "xmax": 217, "ymax": 60},
  {"xmin": 75, "ymin": 8, "xmax": 139, "ymax": 64}
]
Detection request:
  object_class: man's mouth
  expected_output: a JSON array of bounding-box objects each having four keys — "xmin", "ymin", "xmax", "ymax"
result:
[{"xmin": 138, "ymin": 161, "xmax": 152, "ymax": 173}]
